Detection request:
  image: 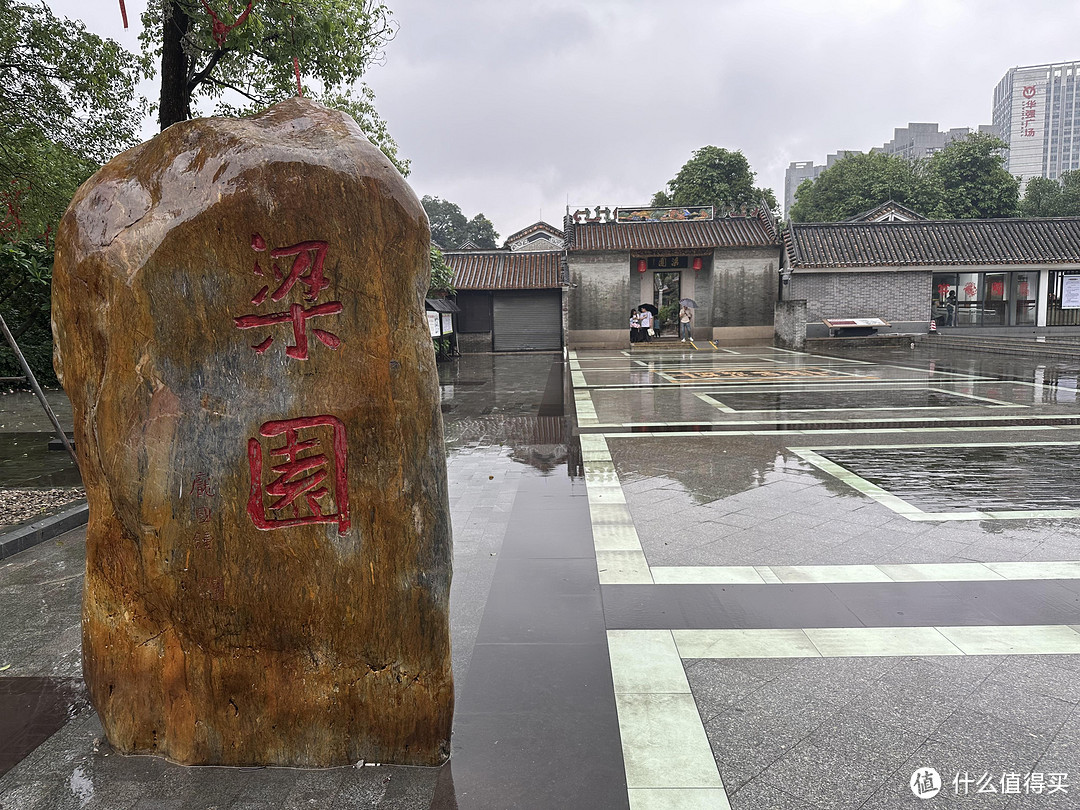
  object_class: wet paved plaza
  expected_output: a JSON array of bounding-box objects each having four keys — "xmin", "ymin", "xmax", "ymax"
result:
[{"xmin": 2, "ymin": 343, "xmax": 1080, "ymax": 808}]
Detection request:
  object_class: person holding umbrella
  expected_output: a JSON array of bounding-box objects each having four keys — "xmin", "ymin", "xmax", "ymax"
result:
[
  {"xmin": 639, "ymin": 303, "xmax": 659, "ymax": 339},
  {"xmin": 638, "ymin": 305, "xmax": 654, "ymax": 341},
  {"xmin": 678, "ymin": 298, "xmax": 696, "ymax": 341}
]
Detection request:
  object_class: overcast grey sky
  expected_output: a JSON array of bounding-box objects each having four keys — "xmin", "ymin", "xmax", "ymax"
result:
[{"xmin": 45, "ymin": 1, "xmax": 1080, "ymax": 240}]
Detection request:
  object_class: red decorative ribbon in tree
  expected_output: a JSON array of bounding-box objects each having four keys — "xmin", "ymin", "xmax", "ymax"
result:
[{"xmin": 200, "ymin": 0, "xmax": 255, "ymax": 47}]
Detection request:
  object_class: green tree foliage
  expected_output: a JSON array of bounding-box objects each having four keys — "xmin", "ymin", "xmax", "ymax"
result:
[
  {"xmin": 421, "ymin": 196, "xmax": 499, "ymax": 249},
  {"xmin": 0, "ymin": 0, "xmax": 145, "ymax": 234},
  {"xmin": 422, "ymin": 196, "xmax": 467, "ymax": 248},
  {"xmin": 789, "ymin": 152, "xmax": 923, "ymax": 223},
  {"xmin": 0, "ymin": 1, "xmax": 145, "ymax": 385},
  {"xmin": 1020, "ymin": 171, "xmax": 1080, "ymax": 217},
  {"xmin": 922, "ymin": 133, "xmax": 1019, "ymax": 219},
  {"xmin": 428, "ymin": 246, "xmax": 455, "ymax": 296},
  {"xmin": 653, "ymin": 146, "xmax": 778, "ymax": 214},
  {"xmin": 791, "ymin": 134, "xmax": 1021, "ymax": 222},
  {"xmin": 0, "ymin": 238, "xmax": 58, "ymax": 385},
  {"xmin": 464, "ymin": 214, "xmax": 499, "ymax": 249},
  {"xmin": 141, "ymin": 1, "xmax": 408, "ymax": 174}
]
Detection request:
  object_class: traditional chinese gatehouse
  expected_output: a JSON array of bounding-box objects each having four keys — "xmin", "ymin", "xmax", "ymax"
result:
[
  {"xmin": 562, "ymin": 204, "xmax": 783, "ymax": 348},
  {"xmin": 783, "ymin": 216, "xmax": 1080, "ymax": 338}
]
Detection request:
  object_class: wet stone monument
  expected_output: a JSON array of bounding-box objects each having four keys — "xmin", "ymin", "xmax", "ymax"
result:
[{"xmin": 51, "ymin": 98, "xmax": 453, "ymax": 767}]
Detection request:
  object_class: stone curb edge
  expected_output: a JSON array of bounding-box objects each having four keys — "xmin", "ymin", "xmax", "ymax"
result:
[{"xmin": 0, "ymin": 501, "xmax": 88, "ymax": 561}]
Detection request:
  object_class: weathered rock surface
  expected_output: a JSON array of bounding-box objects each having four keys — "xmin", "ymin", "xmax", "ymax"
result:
[{"xmin": 51, "ymin": 98, "xmax": 453, "ymax": 767}]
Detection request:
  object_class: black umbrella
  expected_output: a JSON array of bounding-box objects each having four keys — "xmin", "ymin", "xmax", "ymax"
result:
[
  {"xmin": 638, "ymin": 303, "xmax": 659, "ymax": 315},
  {"xmin": 679, "ymin": 298, "xmax": 698, "ymax": 308}
]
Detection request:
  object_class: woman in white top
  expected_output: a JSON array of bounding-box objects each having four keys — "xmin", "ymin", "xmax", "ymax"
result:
[{"xmin": 639, "ymin": 307, "xmax": 653, "ymax": 341}]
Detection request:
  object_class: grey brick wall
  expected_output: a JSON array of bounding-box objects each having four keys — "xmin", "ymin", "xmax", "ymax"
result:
[
  {"xmin": 710, "ymin": 249, "xmax": 779, "ymax": 327},
  {"xmin": 774, "ymin": 300, "xmax": 807, "ymax": 349},
  {"xmin": 568, "ymin": 253, "xmax": 631, "ymax": 331},
  {"xmin": 790, "ymin": 270, "xmax": 931, "ymax": 323}
]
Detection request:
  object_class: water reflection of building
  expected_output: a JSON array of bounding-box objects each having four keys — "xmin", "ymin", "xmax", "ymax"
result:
[{"xmin": 443, "ymin": 415, "xmax": 577, "ymax": 475}]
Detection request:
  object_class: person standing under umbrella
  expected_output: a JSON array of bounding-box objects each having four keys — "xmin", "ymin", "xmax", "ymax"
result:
[
  {"xmin": 639, "ymin": 306, "xmax": 653, "ymax": 341},
  {"xmin": 679, "ymin": 302, "xmax": 694, "ymax": 341}
]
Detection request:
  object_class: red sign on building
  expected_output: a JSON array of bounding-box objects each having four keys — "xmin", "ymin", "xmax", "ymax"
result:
[{"xmin": 1022, "ymin": 85, "xmax": 1038, "ymax": 137}]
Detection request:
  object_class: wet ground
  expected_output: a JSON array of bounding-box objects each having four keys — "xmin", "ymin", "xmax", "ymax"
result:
[{"xmin": 1, "ymin": 344, "xmax": 1080, "ymax": 808}]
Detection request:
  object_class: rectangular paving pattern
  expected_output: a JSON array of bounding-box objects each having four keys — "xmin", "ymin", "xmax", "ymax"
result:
[
  {"xmin": 812, "ymin": 441, "xmax": 1080, "ymax": 514},
  {"xmin": 706, "ymin": 387, "xmax": 1019, "ymax": 411},
  {"xmin": 574, "ymin": 344, "xmax": 1080, "ymax": 810}
]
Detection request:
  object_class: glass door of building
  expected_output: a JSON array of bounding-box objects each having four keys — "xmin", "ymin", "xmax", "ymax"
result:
[
  {"xmin": 982, "ymin": 273, "xmax": 1007, "ymax": 326},
  {"xmin": 654, "ymin": 271, "xmax": 681, "ymax": 335},
  {"xmin": 1013, "ymin": 273, "xmax": 1037, "ymax": 326}
]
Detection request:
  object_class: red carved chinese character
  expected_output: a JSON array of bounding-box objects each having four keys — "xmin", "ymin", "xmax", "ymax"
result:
[
  {"xmin": 247, "ymin": 415, "xmax": 350, "ymax": 533},
  {"xmin": 195, "ymin": 506, "xmax": 212, "ymax": 523},
  {"xmin": 964, "ymin": 282, "xmax": 978, "ymax": 297},
  {"xmin": 194, "ymin": 531, "xmax": 213, "ymax": 550},
  {"xmin": 193, "ymin": 473, "xmax": 215, "ymax": 498},
  {"xmin": 235, "ymin": 234, "xmax": 342, "ymax": 359},
  {"xmin": 991, "ymin": 280, "xmax": 1004, "ymax": 296}
]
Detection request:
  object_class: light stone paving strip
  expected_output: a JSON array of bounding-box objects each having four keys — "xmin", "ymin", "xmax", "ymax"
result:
[
  {"xmin": 608, "ymin": 630, "xmax": 729, "ymax": 809},
  {"xmin": 587, "ymin": 413, "xmax": 1080, "ymax": 431},
  {"xmin": 650, "ymin": 561, "xmax": 1080, "ymax": 584},
  {"xmin": 574, "ymin": 390, "xmax": 598, "ymax": 426},
  {"xmin": 669, "ymin": 625, "xmax": 1080, "ymax": 659},
  {"xmin": 601, "ymin": 422, "xmax": 1080, "ymax": 438},
  {"xmin": 580, "ymin": 434, "xmax": 652, "ymax": 585}
]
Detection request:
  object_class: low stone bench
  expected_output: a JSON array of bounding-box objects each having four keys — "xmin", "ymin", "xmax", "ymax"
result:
[{"xmin": 821, "ymin": 317, "xmax": 890, "ymax": 337}]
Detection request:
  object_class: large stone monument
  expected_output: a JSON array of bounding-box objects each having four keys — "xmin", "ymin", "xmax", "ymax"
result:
[{"xmin": 52, "ymin": 98, "xmax": 453, "ymax": 767}]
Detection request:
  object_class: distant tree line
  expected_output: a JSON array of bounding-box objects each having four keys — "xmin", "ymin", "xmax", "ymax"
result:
[
  {"xmin": 421, "ymin": 196, "xmax": 500, "ymax": 250},
  {"xmin": 789, "ymin": 133, "xmax": 1080, "ymax": 222}
]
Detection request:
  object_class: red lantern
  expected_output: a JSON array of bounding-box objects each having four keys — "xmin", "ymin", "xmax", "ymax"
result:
[
  {"xmin": 693, "ymin": 257, "xmax": 703, "ymax": 271},
  {"xmin": 637, "ymin": 259, "xmax": 647, "ymax": 273}
]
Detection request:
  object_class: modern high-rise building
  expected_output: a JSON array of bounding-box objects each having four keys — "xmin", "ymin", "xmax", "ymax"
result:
[
  {"xmin": 994, "ymin": 61, "xmax": 1080, "ymax": 184},
  {"xmin": 874, "ymin": 123, "xmax": 995, "ymax": 162},
  {"xmin": 783, "ymin": 151, "xmax": 857, "ymax": 218}
]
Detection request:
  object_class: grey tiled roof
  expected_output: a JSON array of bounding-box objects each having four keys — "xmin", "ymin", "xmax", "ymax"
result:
[
  {"xmin": 567, "ymin": 216, "xmax": 778, "ymax": 252},
  {"xmin": 845, "ymin": 200, "xmax": 928, "ymax": 222},
  {"xmin": 786, "ymin": 218, "xmax": 1080, "ymax": 268},
  {"xmin": 444, "ymin": 250, "xmax": 563, "ymax": 290}
]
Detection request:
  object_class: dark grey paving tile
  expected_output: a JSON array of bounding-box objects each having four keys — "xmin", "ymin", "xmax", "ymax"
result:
[
  {"xmin": 450, "ymin": 710, "xmax": 628, "ymax": 810},
  {"xmin": 762, "ymin": 733, "xmax": 914, "ymax": 810},
  {"xmin": 728, "ymin": 777, "xmax": 822, "ymax": 810},
  {"xmin": 600, "ymin": 583, "xmax": 862, "ymax": 630}
]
